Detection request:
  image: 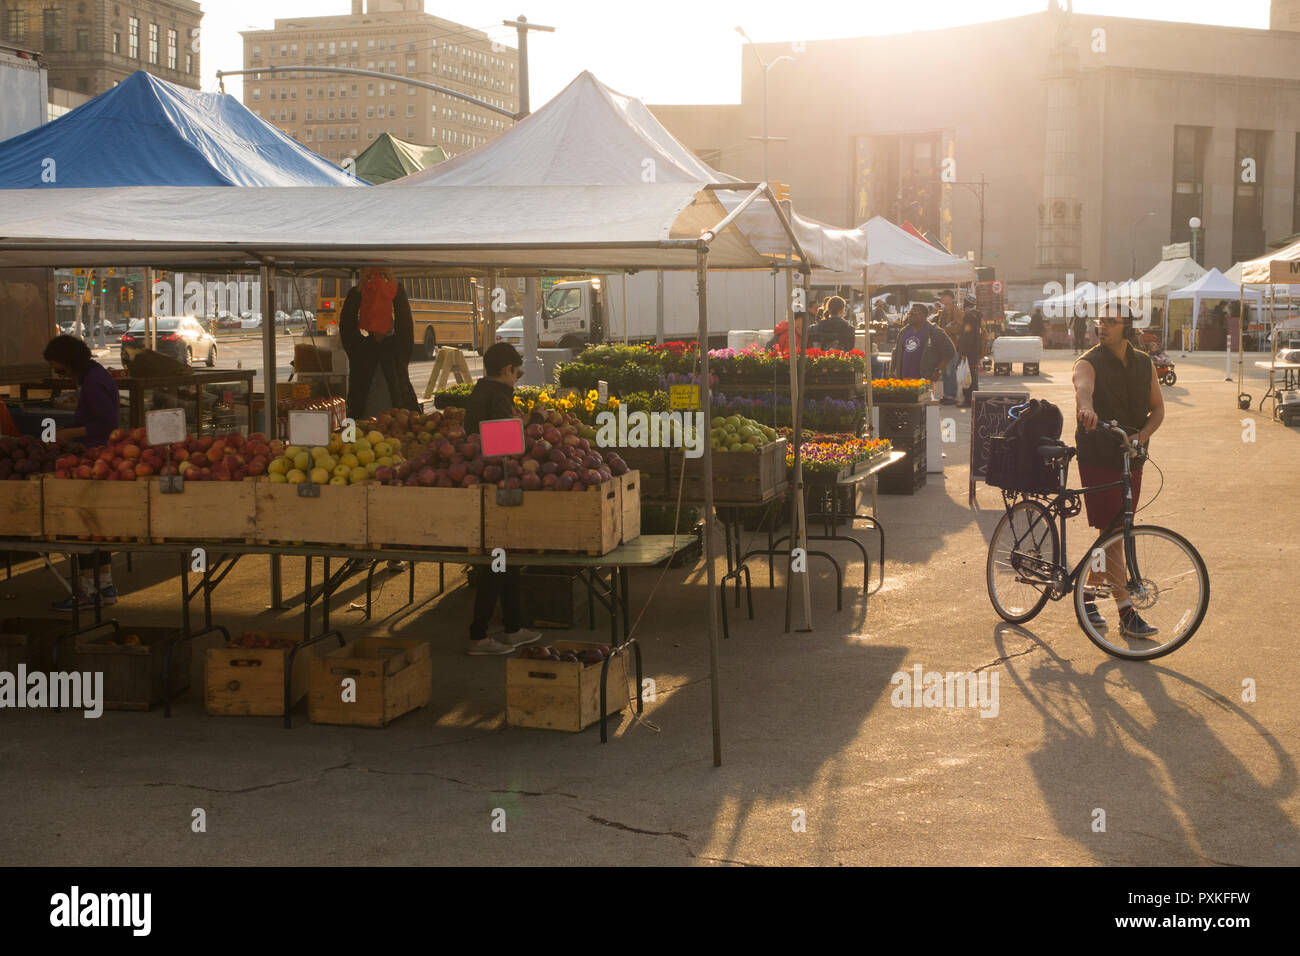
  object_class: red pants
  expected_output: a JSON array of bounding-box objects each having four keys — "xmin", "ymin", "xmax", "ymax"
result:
[{"xmin": 1078, "ymin": 462, "xmax": 1143, "ymax": 530}]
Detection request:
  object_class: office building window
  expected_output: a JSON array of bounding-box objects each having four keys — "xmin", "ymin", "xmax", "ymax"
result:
[
  {"xmin": 349, "ymin": 106, "xmax": 357, "ymax": 118},
  {"xmin": 128, "ymin": 18, "xmax": 139, "ymax": 58},
  {"xmin": 148, "ymin": 23, "xmax": 158, "ymax": 64},
  {"xmin": 290, "ymin": 43, "xmax": 297, "ymax": 56},
  {"xmin": 186, "ymin": 54, "xmax": 192, "ymax": 74},
  {"xmin": 1170, "ymin": 125, "xmax": 1209, "ymax": 258},
  {"xmin": 252, "ymin": 44, "xmax": 261, "ymax": 59},
  {"xmin": 407, "ymin": 57, "xmax": 416, "ymax": 73},
  {"xmin": 351, "ymin": 128, "xmax": 358, "ymax": 140},
  {"xmin": 167, "ymin": 28, "xmax": 177, "ymax": 69},
  {"xmin": 406, "ymin": 104, "xmax": 415, "ymax": 117},
  {"xmin": 252, "ymin": 88, "xmax": 261, "ymax": 101},
  {"xmin": 112, "ymin": 32, "xmax": 120, "ymax": 54},
  {"xmin": 1233, "ymin": 129, "xmax": 1268, "ymax": 264},
  {"xmin": 76, "ymin": 29, "xmax": 89, "ymax": 52},
  {"xmin": 367, "ymin": 84, "xmax": 374, "ymax": 97},
  {"xmin": 42, "ymin": 8, "xmax": 61, "ymax": 51},
  {"xmin": 306, "ymin": 108, "xmax": 313, "ymax": 120}
]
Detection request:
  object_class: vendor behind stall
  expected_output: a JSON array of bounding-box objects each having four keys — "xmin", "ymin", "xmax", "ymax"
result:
[
  {"xmin": 339, "ymin": 267, "xmax": 420, "ymax": 420},
  {"xmin": 463, "ymin": 343, "xmax": 540, "ymax": 656},
  {"xmin": 42, "ymin": 335, "xmax": 120, "ymax": 610}
]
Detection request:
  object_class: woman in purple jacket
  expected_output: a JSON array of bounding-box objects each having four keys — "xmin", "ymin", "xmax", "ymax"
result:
[{"xmin": 43, "ymin": 335, "xmax": 122, "ymax": 610}]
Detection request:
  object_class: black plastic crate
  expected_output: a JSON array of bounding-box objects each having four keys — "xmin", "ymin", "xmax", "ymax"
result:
[
  {"xmin": 519, "ymin": 569, "xmax": 586, "ymax": 629},
  {"xmin": 878, "ymin": 452, "xmax": 926, "ymax": 495}
]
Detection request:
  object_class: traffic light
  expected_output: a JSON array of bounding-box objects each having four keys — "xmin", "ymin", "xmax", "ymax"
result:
[{"xmin": 128, "ymin": 287, "xmax": 134, "ymax": 303}]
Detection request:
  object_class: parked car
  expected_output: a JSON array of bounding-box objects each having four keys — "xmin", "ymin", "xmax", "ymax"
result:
[
  {"xmin": 1003, "ymin": 311, "xmax": 1032, "ymax": 335},
  {"xmin": 240, "ymin": 312, "xmax": 263, "ymax": 330},
  {"xmin": 119, "ymin": 316, "xmax": 217, "ymax": 367},
  {"xmin": 214, "ymin": 311, "xmax": 243, "ymax": 330},
  {"xmin": 494, "ymin": 315, "xmax": 524, "ymax": 349}
]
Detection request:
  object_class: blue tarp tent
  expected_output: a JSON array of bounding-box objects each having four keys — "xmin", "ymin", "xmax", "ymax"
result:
[{"xmin": 0, "ymin": 71, "xmax": 364, "ymax": 187}]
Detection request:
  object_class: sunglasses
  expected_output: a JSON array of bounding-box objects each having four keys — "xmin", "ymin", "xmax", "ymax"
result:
[{"xmin": 1095, "ymin": 317, "xmax": 1124, "ymax": 327}]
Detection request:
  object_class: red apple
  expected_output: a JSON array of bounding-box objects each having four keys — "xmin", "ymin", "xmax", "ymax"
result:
[{"xmin": 134, "ymin": 462, "xmax": 154, "ymax": 477}]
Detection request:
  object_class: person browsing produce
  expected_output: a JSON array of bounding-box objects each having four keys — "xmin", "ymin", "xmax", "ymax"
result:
[
  {"xmin": 811, "ymin": 295, "xmax": 857, "ymax": 352},
  {"xmin": 1072, "ymin": 302, "xmax": 1164, "ymax": 639},
  {"xmin": 42, "ymin": 335, "xmax": 121, "ymax": 610},
  {"xmin": 464, "ymin": 342, "xmax": 541, "ymax": 655},
  {"xmin": 891, "ymin": 303, "xmax": 955, "ymax": 384},
  {"xmin": 339, "ymin": 267, "xmax": 420, "ymax": 421}
]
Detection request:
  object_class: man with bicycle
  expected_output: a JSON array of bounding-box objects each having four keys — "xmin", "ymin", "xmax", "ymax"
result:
[{"xmin": 1072, "ymin": 301, "xmax": 1165, "ymax": 638}]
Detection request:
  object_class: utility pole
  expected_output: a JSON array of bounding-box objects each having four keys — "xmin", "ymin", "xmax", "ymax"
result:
[
  {"xmin": 504, "ymin": 15, "xmax": 556, "ymax": 386},
  {"xmin": 736, "ymin": 27, "xmax": 792, "ymax": 183}
]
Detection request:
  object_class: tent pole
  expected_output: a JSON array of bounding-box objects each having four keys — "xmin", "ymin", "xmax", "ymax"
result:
[
  {"xmin": 261, "ymin": 262, "xmax": 276, "ymax": 431},
  {"xmin": 785, "ymin": 258, "xmax": 812, "ymax": 633},
  {"xmin": 523, "ymin": 277, "xmax": 540, "ymax": 386},
  {"xmin": 696, "ymin": 244, "xmax": 722, "ymax": 768}
]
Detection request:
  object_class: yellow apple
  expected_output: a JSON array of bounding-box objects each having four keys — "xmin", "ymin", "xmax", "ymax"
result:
[
  {"xmin": 373, "ymin": 442, "xmax": 392, "ymax": 458},
  {"xmin": 310, "ymin": 466, "xmax": 330, "ymax": 484},
  {"xmin": 332, "ymin": 464, "xmax": 351, "ymax": 480},
  {"xmin": 365, "ymin": 461, "xmax": 380, "ymax": 476},
  {"xmin": 269, "ymin": 472, "xmax": 288, "ymax": 483},
  {"xmin": 376, "ymin": 456, "xmax": 393, "ymax": 466},
  {"xmin": 339, "ymin": 453, "xmax": 359, "ymax": 469},
  {"xmin": 287, "ymin": 469, "xmax": 307, "ymax": 484},
  {"xmin": 310, "ymin": 446, "xmax": 330, "ymax": 460},
  {"xmin": 355, "ymin": 449, "xmax": 375, "ymax": 465},
  {"xmin": 284, "ymin": 445, "xmax": 304, "ymax": 460},
  {"xmin": 268, "ymin": 458, "xmax": 288, "ymax": 475},
  {"xmin": 328, "ymin": 475, "xmax": 348, "ymax": 486},
  {"xmin": 316, "ymin": 455, "xmax": 337, "ymax": 472},
  {"xmin": 292, "ymin": 452, "xmax": 310, "ymax": 471},
  {"xmin": 349, "ymin": 467, "xmax": 369, "ymax": 484},
  {"xmin": 366, "ymin": 430, "xmax": 384, "ymax": 446}
]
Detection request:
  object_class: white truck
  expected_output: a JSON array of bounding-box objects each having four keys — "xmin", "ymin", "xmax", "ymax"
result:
[
  {"xmin": 0, "ymin": 44, "xmax": 48, "ymax": 142},
  {"xmin": 533, "ymin": 271, "xmax": 787, "ymax": 350}
]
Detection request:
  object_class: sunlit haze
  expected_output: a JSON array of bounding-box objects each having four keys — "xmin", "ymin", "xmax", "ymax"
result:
[{"xmin": 201, "ymin": 0, "xmax": 1272, "ymax": 105}]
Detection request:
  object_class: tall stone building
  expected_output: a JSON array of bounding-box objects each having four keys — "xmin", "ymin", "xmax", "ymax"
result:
[
  {"xmin": 0, "ymin": 0, "xmax": 201, "ymax": 96},
  {"xmin": 652, "ymin": 1, "xmax": 1300, "ymax": 305},
  {"xmin": 240, "ymin": 0, "xmax": 518, "ymax": 166}
]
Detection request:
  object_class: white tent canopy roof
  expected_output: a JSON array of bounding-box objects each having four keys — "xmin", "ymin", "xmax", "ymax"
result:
[
  {"xmin": 392, "ymin": 70, "xmax": 867, "ymax": 274},
  {"xmin": 1135, "ymin": 256, "xmax": 1207, "ymax": 298},
  {"xmin": 808, "ymin": 216, "xmax": 975, "ymax": 287},
  {"xmin": 0, "ymin": 183, "xmax": 770, "ymax": 271},
  {"xmin": 1167, "ymin": 267, "xmax": 1262, "ymax": 303},
  {"xmin": 1032, "ymin": 280, "xmax": 1097, "ymax": 311}
]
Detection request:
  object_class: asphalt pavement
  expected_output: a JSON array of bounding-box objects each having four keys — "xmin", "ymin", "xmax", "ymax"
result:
[{"xmin": 2, "ymin": 349, "xmax": 1296, "ymax": 866}]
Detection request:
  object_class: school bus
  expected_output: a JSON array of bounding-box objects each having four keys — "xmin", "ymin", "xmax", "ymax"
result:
[{"xmin": 316, "ymin": 274, "xmax": 486, "ymax": 357}]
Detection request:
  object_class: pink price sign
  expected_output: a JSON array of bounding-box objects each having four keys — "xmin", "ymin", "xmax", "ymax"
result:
[{"xmin": 480, "ymin": 418, "xmax": 524, "ymax": 457}]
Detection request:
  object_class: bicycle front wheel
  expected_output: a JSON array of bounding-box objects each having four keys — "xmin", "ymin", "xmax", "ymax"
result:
[
  {"xmin": 987, "ymin": 499, "xmax": 1060, "ymax": 623},
  {"xmin": 1073, "ymin": 525, "xmax": 1209, "ymax": 660}
]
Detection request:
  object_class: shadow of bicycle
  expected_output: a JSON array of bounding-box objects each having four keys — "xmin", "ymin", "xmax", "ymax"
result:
[{"xmin": 993, "ymin": 622, "xmax": 1299, "ymax": 865}]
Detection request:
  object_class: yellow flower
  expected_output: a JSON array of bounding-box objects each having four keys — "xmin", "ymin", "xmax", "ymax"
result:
[
  {"xmin": 608, "ymin": 397, "xmax": 619, "ymax": 409},
  {"xmin": 539, "ymin": 392, "xmax": 552, "ymax": 403},
  {"xmin": 587, "ymin": 389, "xmax": 599, "ymax": 401},
  {"xmin": 584, "ymin": 400, "xmax": 595, "ymax": 412}
]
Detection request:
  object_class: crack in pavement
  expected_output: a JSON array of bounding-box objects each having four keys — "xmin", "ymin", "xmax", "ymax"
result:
[
  {"xmin": 584, "ymin": 813, "xmax": 756, "ymax": 866},
  {"xmin": 973, "ymin": 644, "xmax": 1044, "ymax": 673},
  {"xmin": 83, "ymin": 760, "xmax": 356, "ymax": 795}
]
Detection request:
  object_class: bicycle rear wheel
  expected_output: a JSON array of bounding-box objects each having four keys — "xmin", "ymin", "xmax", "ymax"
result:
[
  {"xmin": 1073, "ymin": 525, "xmax": 1209, "ymax": 660},
  {"xmin": 987, "ymin": 499, "xmax": 1059, "ymax": 623}
]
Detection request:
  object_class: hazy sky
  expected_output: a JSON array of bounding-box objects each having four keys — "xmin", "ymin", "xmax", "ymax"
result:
[{"xmin": 200, "ymin": 0, "xmax": 1273, "ymax": 105}]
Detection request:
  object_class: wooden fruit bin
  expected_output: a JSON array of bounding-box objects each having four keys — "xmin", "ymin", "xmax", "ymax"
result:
[
  {"xmin": 206, "ymin": 631, "xmax": 312, "ymax": 717},
  {"xmin": 0, "ymin": 617, "xmax": 68, "ymax": 674},
  {"xmin": 616, "ymin": 471, "xmax": 641, "ymax": 544},
  {"xmin": 42, "ymin": 476, "xmax": 150, "ymax": 540},
  {"xmin": 0, "ymin": 476, "xmax": 43, "ymax": 538},
  {"xmin": 253, "ymin": 479, "xmax": 367, "ymax": 547},
  {"xmin": 506, "ymin": 640, "xmax": 630, "ymax": 732},
  {"xmin": 308, "ymin": 637, "xmax": 432, "ymax": 728},
  {"xmin": 482, "ymin": 481, "xmax": 621, "ymax": 556},
  {"xmin": 366, "ymin": 484, "xmax": 482, "ymax": 551},
  {"xmin": 148, "ymin": 478, "xmax": 256, "ymax": 542},
  {"xmin": 71, "ymin": 624, "xmax": 190, "ymax": 711},
  {"xmin": 667, "ymin": 438, "xmax": 788, "ymax": 503},
  {"xmin": 609, "ymin": 447, "xmax": 667, "ymax": 497}
]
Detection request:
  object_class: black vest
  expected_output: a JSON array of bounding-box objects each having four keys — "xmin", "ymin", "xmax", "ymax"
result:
[{"xmin": 1075, "ymin": 343, "xmax": 1152, "ymax": 470}]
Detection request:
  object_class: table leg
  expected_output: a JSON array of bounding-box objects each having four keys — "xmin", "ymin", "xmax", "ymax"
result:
[
  {"xmin": 270, "ymin": 554, "xmax": 283, "ymax": 609},
  {"xmin": 322, "ymin": 555, "xmax": 331, "ymax": 632},
  {"xmin": 408, "ymin": 562, "xmax": 416, "ymax": 606}
]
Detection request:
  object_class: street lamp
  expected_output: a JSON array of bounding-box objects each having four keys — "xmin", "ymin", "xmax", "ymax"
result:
[
  {"xmin": 1130, "ymin": 210, "xmax": 1154, "ymax": 277},
  {"xmin": 736, "ymin": 26, "xmax": 793, "ymax": 183},
  {"xmin": 1189, "ymin": 216, "xmax": 1202, "ymax": 264}
]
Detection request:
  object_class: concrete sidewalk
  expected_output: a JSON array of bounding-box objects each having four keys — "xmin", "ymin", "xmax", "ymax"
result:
[{"xmin": 1, "ymin": 350, "xmax": 1296, "ymax": 866}]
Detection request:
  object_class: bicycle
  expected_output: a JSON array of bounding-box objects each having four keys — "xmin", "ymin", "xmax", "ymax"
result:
[{"xmin": 985, "ymin": 420, "xmax": 1209, "ymax": 660}]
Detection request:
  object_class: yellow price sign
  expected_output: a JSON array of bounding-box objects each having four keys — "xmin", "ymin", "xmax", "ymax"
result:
[
  {"xmin": 292, "ymin": 384, "xmax": 312, "ymax": 400},
  {"xmin": 669, "ymin": 384, "xmax": 699, "ymax": 410}
]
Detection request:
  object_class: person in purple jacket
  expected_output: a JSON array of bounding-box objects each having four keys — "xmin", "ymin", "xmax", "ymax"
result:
[{"xmin": 43, "ymin": 335, "xmax": 122, "ymax": 610}]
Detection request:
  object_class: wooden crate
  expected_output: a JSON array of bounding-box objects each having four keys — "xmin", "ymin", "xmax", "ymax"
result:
[
  {"xmin": 0, "ymin": 617, "xmax": 68, "ymax": 674},
  {"xmin": 42, "ymin": 476, "xmax": 149, "ymax": 540},
  {"xmin": 612, "ymin": 447, "xmax": 667, "ymax": 497},
  {"xmin": 366, "ymin": 484, "xmax": 481, "ymax": 551},
  {"xmin": 253, "ymin": 479, "xmax": 367, "ymax": 546},
  {"xmin": 482, "ymin": 481, "xmax": 620, "ymax": 556},
  {"xmin": 148, "ymin": 479, "xmax": 256, "ymax": 542},
  {"xmin": 506, "ymin": 640, "xmax": 630, "ymax": 732},
  {"xmin": 0, "ymin": 476, "xmax": 43, "ymax": 538},
  {"xmin": 667, "ymin": 438, "xmax": 788, "ymax": 503},
  {"xmin": 206, "ymin": 631, "xmax": 312, "ymax": 717},
  {"xmin": 617, "ymin": 470, "xmax": 641, "ymax": 543},
  {"xmin": 308, "ymin": 637, "xmax": 431, "ymax": 728},
  {"xmin": 71, "ymin": 625, "xmax": 190, "ymax": 711}
]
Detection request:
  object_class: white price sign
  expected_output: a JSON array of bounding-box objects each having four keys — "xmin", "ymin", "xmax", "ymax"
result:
[
  {"xmin": 597, "ymin": 380, "xmax": 608, "ymax": 404},
  {"xmin": 145, "ymin": 408, "xmax": 187, "ymax": 446},
  {"xmin": 287, "ymin": 410, "xmax": 331, "ymax": 448}
]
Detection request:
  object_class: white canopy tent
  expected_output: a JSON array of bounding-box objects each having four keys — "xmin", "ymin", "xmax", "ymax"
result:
[
  {"xmin": 1168, "ymin": 268, "xmax": 1262, "ymax": 375},
  {"xmin": 393, "ymin": 71, "xmax": 868, "ymax": 276},
  {"xmin": 1135, "ymin": 256, "xmax": 1207, "ymax": 299},
  {"xmin": 0, "ymin": 178, "xmax": 806, "ymax": 768},
  {"xmin": 809, "ymin": 216, "xmax": 976, "ymax": 287},
  {"xmin": 1032, "ymin": 280, "xmax": 1097, "ymax": 316}
]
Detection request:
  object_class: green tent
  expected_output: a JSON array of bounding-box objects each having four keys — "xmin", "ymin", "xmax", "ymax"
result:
[{"xmin": 350, "ymin": 133, "xmax": 448, "ymax": 184}]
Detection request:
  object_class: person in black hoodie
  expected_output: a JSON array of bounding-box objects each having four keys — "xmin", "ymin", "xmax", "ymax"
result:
[
  {"xmin": 464, "ymin": 343, "xmax": 541, "ymax": 655},
  {"xmin": 810, "ymin": 295, "xmax": 857, "ymax": 352},
  {"xmin": 339, "ymin": 267, "xmax": 420, "ymax": 421}
]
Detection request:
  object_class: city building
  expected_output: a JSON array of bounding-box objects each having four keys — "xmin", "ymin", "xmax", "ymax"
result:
[
  {"xmin": 240, "ymin": 0, "xmax": 518, "ymax": 167},
  {"xmin": 651, "ymin": 1, "xmax": 1300, "ymax": 305},
  {"xmin": 0, "ymin": 0, "xmax": 201, "ymax": 97}
]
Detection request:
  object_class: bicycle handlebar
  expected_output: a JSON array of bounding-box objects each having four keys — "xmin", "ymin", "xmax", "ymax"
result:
[{"xmin": 1101, "ymin": 420, "xmax": 1146, "ymax": 460}]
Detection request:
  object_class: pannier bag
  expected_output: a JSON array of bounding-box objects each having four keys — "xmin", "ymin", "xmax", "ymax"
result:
[{"xmin": 986, "ymin": 399, "xmax": 1069, "ymax": 493}]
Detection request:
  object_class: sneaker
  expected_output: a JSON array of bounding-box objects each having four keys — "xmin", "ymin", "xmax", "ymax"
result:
[
  {"xmin": 465, "ymin": 636, "xmax": 516, "ymax": 656},
  {"xmin": 50, "ymin": 591, "xmax": 95, "ymax": 612},
  {"xmin": 97, "ymin": 585, "xmax": 119, "ymax": 606},
  {"xmin": 1083, "ymin": 601, "xmax": 1106, "ymax": 630},
  {"xmin": 494, "ymin": 628, "xmax": 541, "ymax": 648},
  {"xmin": 386, "ymin": 560, "xmax": 405, "ymax": 573},
  {"xmin": 1120, "ymin": 609, "xmax": 1159, "ymax": 638}
]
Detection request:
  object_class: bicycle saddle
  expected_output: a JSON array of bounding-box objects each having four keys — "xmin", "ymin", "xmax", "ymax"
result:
[{"xmin": 1036, "ymin": 443, "xmax": 1074, "ymax": 459}]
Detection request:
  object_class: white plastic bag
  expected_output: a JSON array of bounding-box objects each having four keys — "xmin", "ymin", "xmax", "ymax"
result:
[{"xmin": 956, "ymin": 357, "xmax": 972, "ymax": 394}]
